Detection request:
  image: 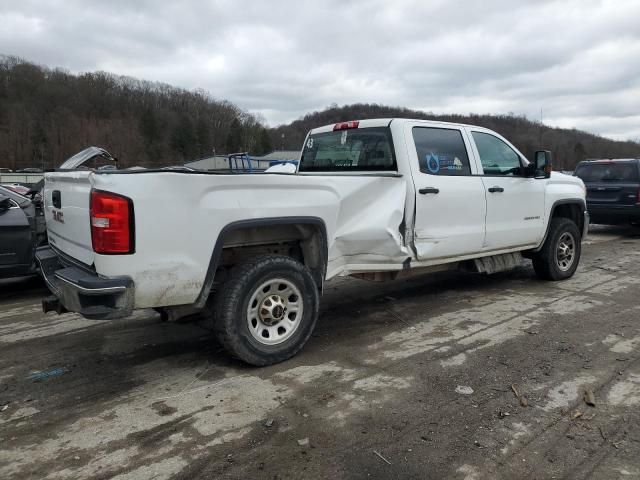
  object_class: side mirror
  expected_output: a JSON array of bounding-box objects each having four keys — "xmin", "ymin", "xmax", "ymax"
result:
[
  {"xmin": 532, "ymin": 150, "xmax": 552, "ymax": 178},
  {"xmin": 0, "ymin": 194, "xmax": 11, "ymax": 213}
]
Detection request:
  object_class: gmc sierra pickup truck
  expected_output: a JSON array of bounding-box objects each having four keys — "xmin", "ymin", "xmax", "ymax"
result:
[{"xmin": 37, "ymin": 118, "xmax": 588, "ymax": 365}]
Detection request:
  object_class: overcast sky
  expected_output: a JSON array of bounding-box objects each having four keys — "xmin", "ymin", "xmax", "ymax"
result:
[{"xmin": 2, "ymin": 0, "xmax": 639, "ymax": 140}]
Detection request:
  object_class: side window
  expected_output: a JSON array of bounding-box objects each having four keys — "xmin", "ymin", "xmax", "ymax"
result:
[
  {"xmin": 412, "ymin": 127, "xmax": 471, "ymax": 176},
  {"xmin": 471, "ymin": 132, "xmax": 522, "ymax": 176}
]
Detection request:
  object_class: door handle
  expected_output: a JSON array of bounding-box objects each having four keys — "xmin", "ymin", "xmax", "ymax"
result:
[
  {"xmin": 488, "ymin": 186, "xmax": 504, "ymax": 193},
  {"xmin": 419, "ymin": 187, "xmax": 440, "ymax": 194},
  {"xmin": 52, "ymin": 190, "xmax": 61, "ymax": 208}
]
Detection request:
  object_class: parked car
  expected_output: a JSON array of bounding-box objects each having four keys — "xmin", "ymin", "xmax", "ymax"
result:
[
  {"xmin": 0, "ymin": 185, "xmax": 47, "ymax": 279},
  {"xmin": 574, "ymin": 158, "xmax": 640, "ymax": 225},
  {"xmin": 37, "ymin": 118, "xmax": 587, "ymax": 365},
  {"xmin": 2, "ymin": 183, "xmax": 31, "ymax": 196}
]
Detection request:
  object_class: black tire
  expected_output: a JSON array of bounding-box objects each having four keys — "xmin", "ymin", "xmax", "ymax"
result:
[
  {"xmin": 211, "ymin": 255, "xmax": 319, "ymax": 366},
  {"xmin": 532, "ymin": 217, "xmax": 581, "ymax": 281}
]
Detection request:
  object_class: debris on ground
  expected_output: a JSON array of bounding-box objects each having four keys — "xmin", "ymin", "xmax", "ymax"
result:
[
  {"xmin": 1, "ymin": 404, "xmax": 8, "ymax": 412},
  {"xmin": 28, "ymin": 367, "xmax": 69, "ymax": 381},
  {"xmin": 584, "ymin": 389, "xmax": 596, "ymax": 407},
  {"xmin": 598, "ymin": 426, "xmax": 607, "ymax": 440},
  {"xmin": 264, "ymin": 418, "xmax": 274, "ymax": 428},
  {"xmin": 572, "ymin": 410, "xmax": 583, "ymax": 420},
  {"xmin": 297, "ymin": 438, "xmax": 309, "ymax": 447},
  {"xmin": 510, "ymin": 383, "xmax": 529, "ymax": 407},
  {"xmin": 455, "ymin": 385, "xmax": 474, "ymax": 395},
  {"xmin": 373, "ymin": 450, "xmax": 392, "ymax": 465}
]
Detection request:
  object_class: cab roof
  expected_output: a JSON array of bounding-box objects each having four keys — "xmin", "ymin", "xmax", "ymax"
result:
[{"xmin": 309, "ymin": 118, "xmax": 475, "ymax": 135}]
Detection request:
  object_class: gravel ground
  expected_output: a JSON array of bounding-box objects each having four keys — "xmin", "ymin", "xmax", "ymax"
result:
[{"xmin": 1, "ymin": 225, "xmax": 639, "ymax": 480}]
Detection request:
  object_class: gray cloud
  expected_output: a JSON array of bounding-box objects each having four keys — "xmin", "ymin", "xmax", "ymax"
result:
[{"xmin": 1, "ymin": 0, "xmax": 639, "ymax": 140}]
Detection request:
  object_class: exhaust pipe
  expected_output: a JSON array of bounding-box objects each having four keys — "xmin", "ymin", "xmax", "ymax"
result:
[{"xmin": 42, "ymin": 295, "xmax": 68, "ymax": 315}]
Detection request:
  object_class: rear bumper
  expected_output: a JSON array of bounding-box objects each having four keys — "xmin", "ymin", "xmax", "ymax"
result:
[
  {"xmin": 36, "ymin": 246, "xmax": 134, "ymax": 319},
  {"xmin": 587, "ymin": 203, "xmax": 640, "ymax": 224}
]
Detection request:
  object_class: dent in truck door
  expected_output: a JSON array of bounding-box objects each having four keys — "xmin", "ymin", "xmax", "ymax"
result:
[
  {"xmin": 406, "ymin": 124, "xmax": 486, "ymax": 260},
  {"xmin": 468, "ymin": 130, "xmax": 545, "ymax": 249}
]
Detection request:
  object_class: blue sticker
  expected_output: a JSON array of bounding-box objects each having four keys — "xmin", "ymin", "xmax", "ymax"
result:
[{"xmin": 426, "ymin": 153, "xmax": 440, "ymax": 174}]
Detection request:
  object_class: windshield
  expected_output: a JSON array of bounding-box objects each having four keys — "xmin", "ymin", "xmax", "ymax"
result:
[
  {"xmin": 575, "ymin": 162, "xmax": 639, "ymax": 182},
  {"xmin": 299, "ymin": 127, "xmax": 396, "ymax": 172}
]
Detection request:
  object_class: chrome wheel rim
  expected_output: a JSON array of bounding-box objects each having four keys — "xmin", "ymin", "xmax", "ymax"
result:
[
  {"xmin": 555, "ymin": 232, "xmax": 576, "ymax": 272},
  {"xmin": 247, "ymin": 278, "xmax": 303, "ymax": 345}
]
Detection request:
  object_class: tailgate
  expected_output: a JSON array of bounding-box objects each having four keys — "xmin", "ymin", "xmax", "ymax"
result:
[
  {"xmin": 44, "ymin": 171, "xmax": 95, "ymax": 266},
  {"xmin": 586, "ymin": 182, "xmax": 638, "ymax": 205}
]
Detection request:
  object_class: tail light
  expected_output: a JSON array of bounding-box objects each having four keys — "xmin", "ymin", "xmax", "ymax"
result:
[
  {"xmin": 90, "ymin": 190, "xmax": 135, "ymax": 254},
  {"xmin": 333, "ymin": 121, "xmax": 359, "ymax": 131}
]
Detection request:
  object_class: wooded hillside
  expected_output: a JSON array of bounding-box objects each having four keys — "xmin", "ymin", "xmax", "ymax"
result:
[
  {"xmin": 0, "ymin": 56, "xmax": 272, "ymax": 169},
  {"xmin": 2, "ymin": 56, "xmax": 639, "ymax": 171},
  {"xmin": 270, "ymin": 104, "xmax": 640, "ymax": 170}
]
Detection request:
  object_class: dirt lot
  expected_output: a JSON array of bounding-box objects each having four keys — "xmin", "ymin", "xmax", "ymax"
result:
[{"xmin": 1, "ymin": 226, "xmax": 639, "ymax": 480}]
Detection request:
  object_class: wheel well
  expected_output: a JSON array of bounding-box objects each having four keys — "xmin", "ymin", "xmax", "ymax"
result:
[
  {"xmin": 552, "ymin": 203, "xmax": 584, "ymax": 234},
  {"xmin": 216, "ymin": 223, "xmax": 327, "ymax": 289}
]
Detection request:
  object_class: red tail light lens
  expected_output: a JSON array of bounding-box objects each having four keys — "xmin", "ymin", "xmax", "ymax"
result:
[
  {"xmin": 90, "ymin": 190, "xmax": 134, "ymax": 254},
  {"xmin": 333, "ymin": 121, "xmax": 359, "ymax": 131}
]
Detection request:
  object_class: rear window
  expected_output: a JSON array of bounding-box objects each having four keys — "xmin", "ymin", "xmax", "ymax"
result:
[
  {"xmin": 299, "ymin": 127, "xmax": 396, "ymax": 172},
  {"xmin": 575, "ymin": 162, "xmax": 639, "ymax": 182}
]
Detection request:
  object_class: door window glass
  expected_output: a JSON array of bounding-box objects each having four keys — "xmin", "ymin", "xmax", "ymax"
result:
[
  {"xmin": 412, "ymin": 127, "xmax": 471, "ymax": 176},
  {"xmin": 472, "ymin": 132, "xmax": 522, "ymax": 176}
]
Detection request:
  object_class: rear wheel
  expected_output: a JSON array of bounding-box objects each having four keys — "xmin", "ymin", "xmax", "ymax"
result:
[
  {"xmin": 211, "ymin": 255, "xmax": 319, "ymax": 366},
  {"xmin": 532, "ymin": 217, "xmax": 581, "ymax": 281}
]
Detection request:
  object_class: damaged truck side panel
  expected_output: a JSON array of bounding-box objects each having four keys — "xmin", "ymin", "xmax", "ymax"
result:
[
  {"xmin": 38, "ymin": 118, "xmax": 588, "ymax": 365},
  {"xmin": 85, "ymin": 172, "xmax": 410, "ymax": 307}
]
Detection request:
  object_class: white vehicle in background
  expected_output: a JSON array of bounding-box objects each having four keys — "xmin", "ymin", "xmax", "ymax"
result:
[{"xmin": 37, "ymin": 118, "xmax": 587, "ymax": 365}]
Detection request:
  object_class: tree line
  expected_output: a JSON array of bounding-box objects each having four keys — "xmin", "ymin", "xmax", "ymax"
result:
[
  {"xmin": 2, "ymin": 56, "xmax": 639, "ymax": 172},
  {"xmin": 0, "ymin": 56, "xmax": 272, "ymax": 170},
  {"xmin": 269, "ymin": 104, "xmax": 640, "ymax": 171}
]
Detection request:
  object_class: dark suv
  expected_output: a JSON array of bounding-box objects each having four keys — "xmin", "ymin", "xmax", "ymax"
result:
[{"xmin": 574, "ymin": 159, "xmax": 640, "ymax": 225}]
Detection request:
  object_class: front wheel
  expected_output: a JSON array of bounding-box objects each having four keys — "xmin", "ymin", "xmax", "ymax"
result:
[
  {"xmin": 211, "ymin": 255, "xmax": 319, "ymax": 366},
  {"xmin": 532, "ymin": 218, "xmax": 581, "ymax": 281}
]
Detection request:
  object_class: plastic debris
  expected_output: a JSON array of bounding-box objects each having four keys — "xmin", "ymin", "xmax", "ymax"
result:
[
  {"xmin": 1, "ymin": 404, "xmax": 8, "ymax": 412},
  {"xmin": 28, "ymin": 367, "xmax": 69, "ymax": 381},
  {"xmin": 264, "ymin": 418, "xmax": 274, "ymax": 428},
  {"xmin": 297, "ymin": 438, "xmax": 309, "ymax": 447},
  {"xmin": 455, "ymin": 385, "xmax": 474, "ymax": 395}
]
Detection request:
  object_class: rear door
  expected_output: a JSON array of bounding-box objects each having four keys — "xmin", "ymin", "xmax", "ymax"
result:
[
  {"xmin": 44, "ymin": 171, "xmax": 95, "ymax": 266},
  {"xmin": 467, "ymin": 129, "xmax": 546, "ymax": 250},
  {"xmin": 405, "ymin": 123, "xmax": 487, "ymax": 260},
  {"xmin": 575, "ymin": 161, "xmax": 640, "ymax": 207}
]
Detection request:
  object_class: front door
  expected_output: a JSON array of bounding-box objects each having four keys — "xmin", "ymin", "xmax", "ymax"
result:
[
  {"xmin": 407, "ymin": 124, "xmax": 487, "ymax": 260},
  {"xmin": 467, "ymin": 129, "xmax": 545, "ymax": 250}
]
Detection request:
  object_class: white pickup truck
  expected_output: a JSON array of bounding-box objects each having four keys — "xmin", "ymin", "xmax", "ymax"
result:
[{"xmin": 37, "ymin": 118, "xmax": 588, "ymax": 365}]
